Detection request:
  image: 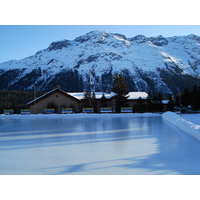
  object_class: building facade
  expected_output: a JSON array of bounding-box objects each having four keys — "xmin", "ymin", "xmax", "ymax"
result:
[
  {"xmin": 28, "ymin": 88, "xmax": 81, "ymax": 114},
  {"xmin": 28, "ymin": 87, "xmax": 149, "ymax": 114}
]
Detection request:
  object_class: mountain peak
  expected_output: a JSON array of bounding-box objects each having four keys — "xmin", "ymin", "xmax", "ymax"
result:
[
  {"xmin": 74, "ymin": 30, "xmax": 129, "ymax": 44},
  {"xmin": 148, "ymin": 35, "xmax": 168, "ymax": 46},
  {"xmin": 74, "ymin": 30, "xmax": 106, "ymax": 43},
  {"xmin": 47, "ymin": 39, "xmax": 72, "ymax": 51},
  {"xmin": 0, "ymin": 30, "xmax": 200, "ymax": 95},
  {"xmin": 186, "ymin": 34, "xmax": 200, "ymax": 43},
  {"xmin": 130, "ymin": 35, "xmax": 147, "ymax": 43}
]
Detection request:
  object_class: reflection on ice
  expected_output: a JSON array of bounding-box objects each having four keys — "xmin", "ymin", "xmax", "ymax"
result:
[
  {"xmin": 0, "ymin": 127, "xmax": 149, "ymax": 142},
  {"xmin": 0, "ymin": 114, "xmax": 200, "ymax": 175}
]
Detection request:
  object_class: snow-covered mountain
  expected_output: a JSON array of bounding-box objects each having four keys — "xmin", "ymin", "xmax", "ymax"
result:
[{"xmin": 1, "ymin": 30, "xmax": 200, "ymax": 95}]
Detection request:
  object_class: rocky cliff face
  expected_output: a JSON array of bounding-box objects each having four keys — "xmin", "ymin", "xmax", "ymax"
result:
[{"xmin": 0, "ymin": 31, "xmax": 200, "ymax": 95}]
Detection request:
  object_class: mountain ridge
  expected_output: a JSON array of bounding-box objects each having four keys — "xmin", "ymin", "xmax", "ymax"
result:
[{"xmin": 0, "ymin": 30, "xmax": 200, "ymax": 95}]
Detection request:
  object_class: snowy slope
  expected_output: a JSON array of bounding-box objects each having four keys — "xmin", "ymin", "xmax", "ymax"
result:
[{"xmin": 0, "ymin": 31, "xmax": 200, "ymax": 94}]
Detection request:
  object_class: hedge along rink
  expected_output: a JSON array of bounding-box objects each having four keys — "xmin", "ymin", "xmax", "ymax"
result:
[{"xmin": 162, "ymin": 112, "xmax": 200, "ymax": 142}]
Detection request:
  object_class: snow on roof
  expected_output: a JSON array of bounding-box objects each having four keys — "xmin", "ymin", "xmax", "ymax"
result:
[
  {"xmin": 69, "ymin": 92, "xmax": 148, "ymax": 100},
  {"xmin": 28, "ymin": 90, "xmax": 148, "ymax": 105},
  {"xmin": 27, "ymin": 88, "xmax": 81, "ymax": 105},
  {"xmin": 162, "ymin": 100, "xmax": 169, "ymax": 104},
  {"xmin": 68, "ymin": 92, "xmax": 115, "ymax": 100},
  {"xmin": 127, "ymin": 92, "xmax": 148, "ymax": 100},
  {"xmin": 27, "ymin": 88, "xmax": 58, "ymax": 105}
]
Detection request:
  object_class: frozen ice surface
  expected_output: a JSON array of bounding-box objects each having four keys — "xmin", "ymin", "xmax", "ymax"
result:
[{"xmin": 1, "ymin": 113, "xmax": 200, "ymax": 175}]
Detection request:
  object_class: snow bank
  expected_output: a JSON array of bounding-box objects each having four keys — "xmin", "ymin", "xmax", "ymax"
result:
[{"xmin": 162, "ymin": 112, "xmax": 200, "ymax": 141}]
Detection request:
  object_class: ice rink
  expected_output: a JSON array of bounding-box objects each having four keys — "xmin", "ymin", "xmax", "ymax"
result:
[{"xmin": 0, "ymin": 113, "xmax": 200, "ymax": 175}]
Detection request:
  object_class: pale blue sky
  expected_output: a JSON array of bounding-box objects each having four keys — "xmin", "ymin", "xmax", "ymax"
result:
[{"xmin": 0, "ymin": 25, "xmax": 200, "ymax": 63}]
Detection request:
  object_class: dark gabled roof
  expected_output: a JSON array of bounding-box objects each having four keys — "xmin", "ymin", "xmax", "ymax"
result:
[{"xmin": 27, "ymin": 88, "xmax": 81, "ymax": 105}]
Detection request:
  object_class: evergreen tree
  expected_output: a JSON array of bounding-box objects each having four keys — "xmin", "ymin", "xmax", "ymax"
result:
[
  {"xmin": 112, "ymin": 73, "xmax": 129, "ymax": 112},
  {"xmin": 147, "ymin": 91, "xmax": 152, "ymax": 99},
  {"xmin": 152, "ymin": 93, "xmax": 163, "ymax": 112},
  {"xmin": 112, "ymin": 73, "xmax": 129, "ymax": 96},
  {"xmin": 157, "ymin": 92, "xmax": 163, "ymax": 104},
  {"xmin": 100, "ymin": 93, "xmax": 107, "ymax": 107},
  {"xmin": 92, "ymin": 92, "xmax": 98, "ymax": 112},
  {"xmin": 168, "ymin": 95, "xmax": 174, "ymax": 111},
  {"xmin": 83, "ymin": 90, "xmax": 96, "ymax": 108},
  {"xmin": 137, "ymin": 97, "xmax": 144, "ymax": 113},
  {"xmin": 152, "ymin": 94, "xmax": 158, "ymax": 104},
  {"xmin": 182, "ymin": 87, "xmax": 191, "ymax": 108},
  {"xmin": 147, "ymin": 91, "xmax": 153, "ymax": 112},
  {"xmin": 83, "ymin": 90, "xmax": 92, "ymax": 107},
  {"xmin": 191, "ymin": 85, "xmax": 199, "ymax": 110}
]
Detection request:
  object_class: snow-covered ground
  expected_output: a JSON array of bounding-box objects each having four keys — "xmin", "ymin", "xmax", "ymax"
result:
[{"xmin": 0, "ymin": 113, "xmax": 200, "ymax": 175}]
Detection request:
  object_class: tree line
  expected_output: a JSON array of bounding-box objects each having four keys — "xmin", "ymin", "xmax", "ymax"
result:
[
  {"xmin": 1, "ymin": 73, "xmax": 200, "ymax": 114},
  {"xmin": 83, "ymin": 73, "xmax": 166, "ymax": 113},
  {"xmin": 0, "ymin": 90, "xmax": 46, "ymax": 114},
  {"xmin": 175, "ymin": 85, "xmax": 200, "ymax": 111},
  {"xmin": 83, "ymin": 73, "xmax": 200, "ymax": 113}
]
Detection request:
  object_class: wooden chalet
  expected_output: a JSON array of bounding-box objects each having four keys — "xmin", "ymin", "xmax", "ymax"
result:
[{"xmin": 27, "ymin": 87, "xmax": 81, "ymax": 114}]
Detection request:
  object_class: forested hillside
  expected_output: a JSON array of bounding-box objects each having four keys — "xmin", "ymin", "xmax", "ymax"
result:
[{"xmin": 0, "ymin": 90, "xmax": 45, "ymax": 114}]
